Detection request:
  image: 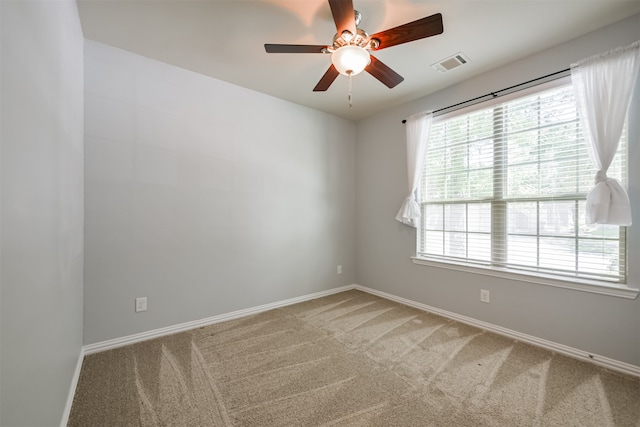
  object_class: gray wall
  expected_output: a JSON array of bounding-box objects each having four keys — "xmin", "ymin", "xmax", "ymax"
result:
[
  {"xmin": 0, "ymin": 1, "xmax": 85, "ymax": 425},
  {"xmin": 83, "ymin": 41, "xmax": 356, "ymax": 344},
  {"xmin": 355, "ymin": 15, "xmax": 640, "ymax": 366}
]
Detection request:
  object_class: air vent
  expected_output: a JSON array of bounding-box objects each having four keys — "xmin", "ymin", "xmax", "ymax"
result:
[{"xmin": 431, "ymin": 52, "xmax": 470, "ymax": 73}]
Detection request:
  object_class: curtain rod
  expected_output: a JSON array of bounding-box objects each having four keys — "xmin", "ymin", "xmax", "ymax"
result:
[{"xmin": 401, "ymin": 68, "xmax": 571, "ymax": 123}]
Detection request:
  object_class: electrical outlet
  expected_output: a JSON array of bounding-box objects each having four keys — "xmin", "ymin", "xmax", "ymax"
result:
[
  {"xmin": 337, "ymin": 265, "xmax": 342, "ymax": 275},
  {"xmin": 135, "ymin": 297, "xmax": 147, "ymax": 312},
  {"xmin": 480, "ymin": 289, "xmax": 490, "ymax": 304}
]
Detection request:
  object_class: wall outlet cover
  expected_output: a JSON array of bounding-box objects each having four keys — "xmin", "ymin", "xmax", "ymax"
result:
[
  {"xmin": 480, "ymin": 289, "xmax": 490, "ymax": 303},
  {"xmin": 135, "ymin": 297, "xmax": 147, "ymax": 312}
]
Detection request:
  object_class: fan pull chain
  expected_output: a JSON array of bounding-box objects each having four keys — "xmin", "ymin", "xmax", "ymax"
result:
[{"xmin": 348, "ymin": 73, "xmax": 353, "ymax": 110}]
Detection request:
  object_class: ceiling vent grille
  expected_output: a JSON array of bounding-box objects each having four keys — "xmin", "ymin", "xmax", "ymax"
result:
[{"xmin": 431, "ymin": 52, "xmax": 470, "ymax": 73}]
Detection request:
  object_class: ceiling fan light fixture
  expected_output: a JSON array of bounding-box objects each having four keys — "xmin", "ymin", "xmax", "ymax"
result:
[
  {"xmin": 265, "ymin": 2, "xmax": 444, "ymax": 92},
  {"xmin": 331, "ymin": 45, "xmax": 370, "ymax": 76}
]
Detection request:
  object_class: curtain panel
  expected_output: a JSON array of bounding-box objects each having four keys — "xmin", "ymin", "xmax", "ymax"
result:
[
  {"xmin": 571, "ymin": 41, "xmax": 640, "ymax": 225},
  {"xmin": 396, "ymin": 112, "xmax": 433, "ymax": 227}
]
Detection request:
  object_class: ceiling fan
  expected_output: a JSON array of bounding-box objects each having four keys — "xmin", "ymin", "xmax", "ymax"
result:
[{"xmin": 264, "ymin": 0, "xmax": 443, "ymax": 92}]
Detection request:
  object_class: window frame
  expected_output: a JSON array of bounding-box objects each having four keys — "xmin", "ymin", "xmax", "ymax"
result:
[{"xmin": 412, "ymin": 77, "xmax": 638, "ymax": 299}]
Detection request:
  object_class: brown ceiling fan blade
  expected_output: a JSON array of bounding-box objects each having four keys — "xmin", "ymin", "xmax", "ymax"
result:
[
  {"xmin": 265, "ymin": 44, "xmax": 328, "ymax": 54},
  {"xmin": 328, "ymin": 0, "xmax": 356, "ymax": 37},
  {"xmin": 369, "ymin": 13, "xmax": 443, "ymax": 50},
  {"xmin": 366, "ymin": 55, "xmax": 404, "ymax": 88},
  {"xmin": 313, "ymin": 65, "xmax": 340, "ymax": 91}
]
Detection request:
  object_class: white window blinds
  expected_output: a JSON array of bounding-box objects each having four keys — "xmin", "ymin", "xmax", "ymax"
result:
[{"xmin": 418, "ymin": 80, "xmax": 627, "ymax": 283}]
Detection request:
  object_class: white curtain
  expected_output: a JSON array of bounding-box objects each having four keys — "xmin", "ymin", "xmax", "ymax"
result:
[
  {"xmin": 395, "ymin": 112, "xmax": 433, "ymax": 227},
  {"xmin": 571, "ymin": 41, "xmax": 640, "ymax": 225}
]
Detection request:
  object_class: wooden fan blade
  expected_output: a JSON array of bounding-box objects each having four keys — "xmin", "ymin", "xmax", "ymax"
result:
[
  {"xmin": 265, "ymin": 44, "xmax": 328, "ymax": 54},
  {"xmin": 366, "ymin": 55, "xmax": 404, "ymax": 88},
  {"xmin": 313, "ymin": 65, "xmax": 340, "ymax": 91},
  {"xmin": 328, "ymin": 0, "xmax": 356, "ymax": 37},
  {"xmin": 369, "ymin": 13, "xmax": 443, "ymax": 50}
]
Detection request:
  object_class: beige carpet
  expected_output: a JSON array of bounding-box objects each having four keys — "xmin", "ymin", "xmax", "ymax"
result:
[{"xmin": 69, "ymin": 290, "xmax": 640, "ymax": 426}]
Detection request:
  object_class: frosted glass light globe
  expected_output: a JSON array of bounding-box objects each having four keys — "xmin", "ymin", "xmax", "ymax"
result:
[{"xmin": 331, "ymin": 46, "xmax": 371, "ymax": 76}]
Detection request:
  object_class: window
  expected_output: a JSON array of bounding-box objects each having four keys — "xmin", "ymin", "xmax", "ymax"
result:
[{"xmin": 417, "ymin": 78, "xmax": 627, "ymax": 284}]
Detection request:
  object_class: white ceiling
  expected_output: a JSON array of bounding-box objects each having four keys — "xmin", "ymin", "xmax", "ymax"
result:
[{"xmin": 76, "ymin": 0, "xmax": 640, "ymax": 121}]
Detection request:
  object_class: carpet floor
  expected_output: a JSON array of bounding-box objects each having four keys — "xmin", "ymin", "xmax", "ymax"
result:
[{"xmin": 69, "ymin": 290, "xmax": 640, "ymax": 426}]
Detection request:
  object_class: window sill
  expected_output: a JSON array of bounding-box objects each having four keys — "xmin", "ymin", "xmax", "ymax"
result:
[{"xmin": 411, "ymin": 257, "xmax": 639, "ymax": 299}]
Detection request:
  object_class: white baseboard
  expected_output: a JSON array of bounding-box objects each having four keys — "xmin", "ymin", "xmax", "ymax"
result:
[
  {"xmin": 65, "ymin": 286, "xmax": 355, "ymax": 425},
  {"xmin": 82, "ymin": 284, "xmax": 640, "ymax": 377},
  {"xmin": 354, "ymin": 284, "xmax": 640, "ymax": 378},
  {"xmin": 68, "ymin": 281, "xmax": 638, "ymax": 422},
  {"xmin": 83, "ymin": 285, "xmax": 355, "ymax": 355},
  {"xmin": 60, "ymin": 346, "xmax": 85, "ymax": 427}
]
